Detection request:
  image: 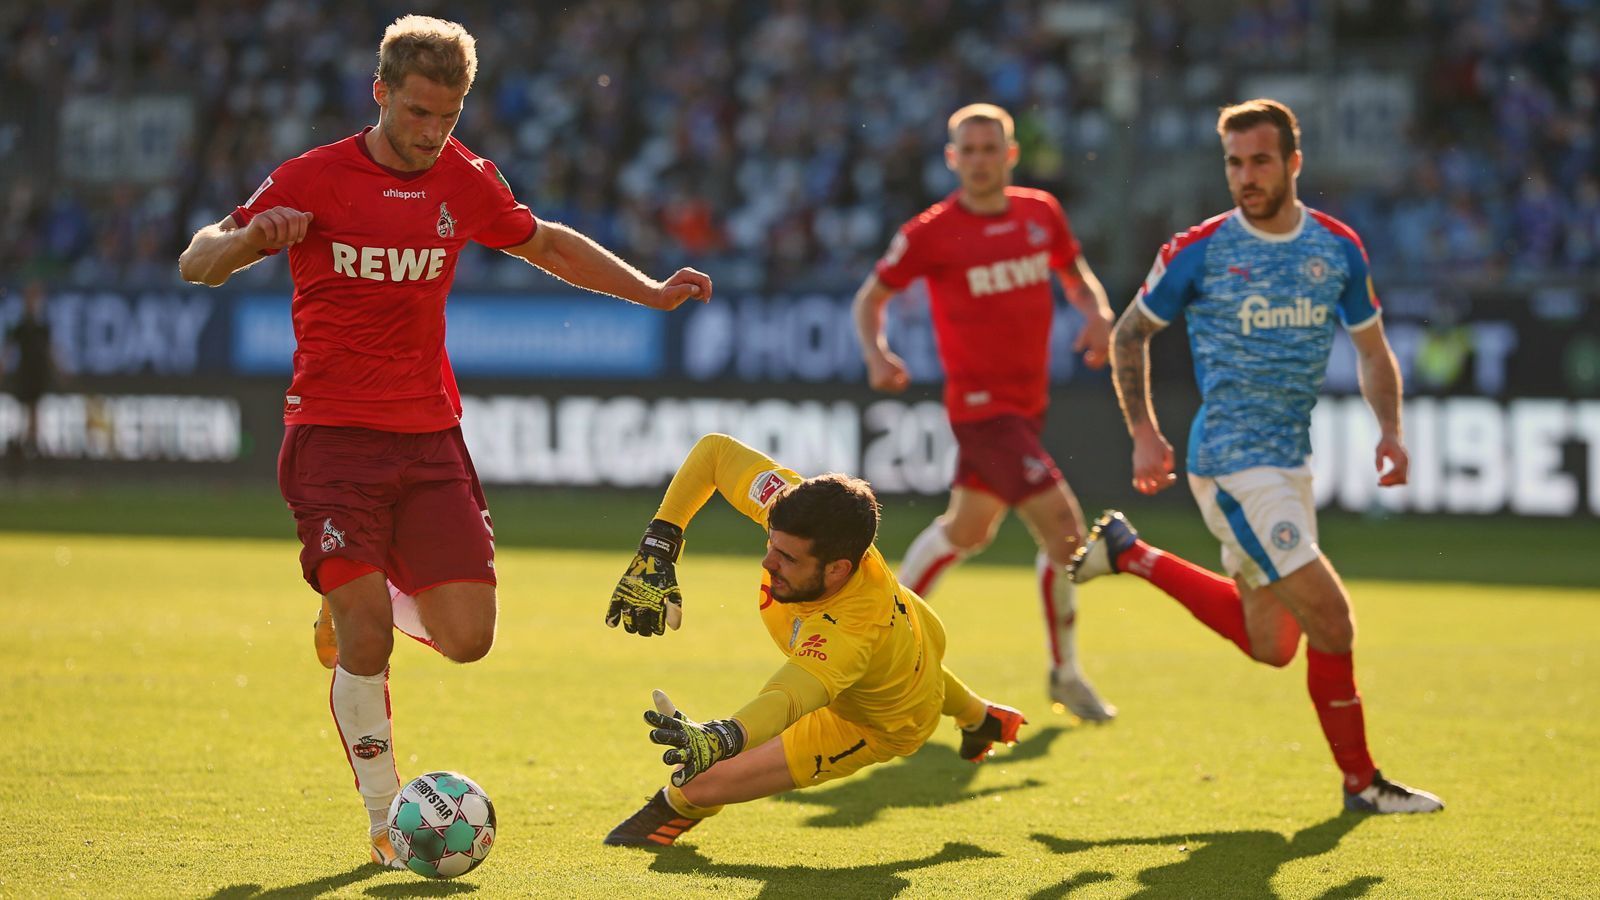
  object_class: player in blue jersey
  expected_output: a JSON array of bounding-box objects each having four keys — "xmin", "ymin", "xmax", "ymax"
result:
[{"xmin": 1070, "ymin": 99, "xmax": 1443, "ymax": 814}]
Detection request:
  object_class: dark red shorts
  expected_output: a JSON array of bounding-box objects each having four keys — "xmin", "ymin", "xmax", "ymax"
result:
[
  {"xmin": 950, "ymin": 414, "xmax": 1063, "ymax": 504},
  {"xmin": 278, "ymin": 425, "xmax": 495, "ymax": 595}
]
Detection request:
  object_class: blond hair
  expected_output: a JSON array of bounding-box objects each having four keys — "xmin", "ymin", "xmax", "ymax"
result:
[
  {"xmin": 376, "ymin": 15, "xmax": 478, "ymax": 93},
  {"xmin": 1216, "ymin": 98, "xmax": 1301, "ymax": 159},
  {"xmin": 947, "ymin": 103, "xmax": 1015, "ymax": 143}
]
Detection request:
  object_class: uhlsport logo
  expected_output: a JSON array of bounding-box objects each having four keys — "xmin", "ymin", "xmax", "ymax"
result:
[
  {"xmin": 1237, "ymin": 295, "xmax": 1328, "ymax": 336},
  {"xmin": 1271, "ymin": 520, "xmax": 1301, "ymax": 551},
  {"xmin": 320, "ymin": 518, "xmax": 346, "ymax": 552},
  {"xmin": 797, "ymin": 634, "xmax": 829, "ymax": 660},
  {"xmin": 436, "ymin": 202, "xmax": 457, "ymax": 238},
  {"xmin": 351, "ymin": 733, "xmax": 390, "ymax": 760}
]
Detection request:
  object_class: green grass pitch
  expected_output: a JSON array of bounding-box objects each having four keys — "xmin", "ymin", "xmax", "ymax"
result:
[{"xmin": 4, "ymin": 515, "xmax": 1597, "ymax": 898}]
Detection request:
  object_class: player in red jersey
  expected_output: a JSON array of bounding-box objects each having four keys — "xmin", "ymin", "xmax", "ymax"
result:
[
  {"xmin": 178, "ymin": 15, "xmax": 712, "ymax": 867},
  {"xmin": 852, "ymin": 104, "xmax": 1117, "ymax": 721}
]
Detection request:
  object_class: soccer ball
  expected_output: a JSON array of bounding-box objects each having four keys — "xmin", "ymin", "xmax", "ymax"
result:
[{"xmin": 387, "ymin": 771, "xmax": 496, "ymax": 878}]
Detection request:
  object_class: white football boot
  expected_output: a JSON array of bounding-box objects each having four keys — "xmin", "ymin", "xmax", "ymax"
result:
[
  {"xmin": 1068, "ymin": 510, "xmax": 1140, "ymax": 584},
  {"xmin": 1343, "ymin": 771, "xmax": 1445, "ymax": 814},
  {"xmin": 1049, "ymin": 669, "xmax": 1118, "ymax": 722}
]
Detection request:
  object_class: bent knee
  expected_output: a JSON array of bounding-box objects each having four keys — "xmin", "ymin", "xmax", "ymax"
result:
[
  {"xmin": 942, "ymin": 521, "xmax": 996, "ymax": 554},
  {"xmin": 1249, "ymin": 628, "xmax": 1301, "ymax": 668},
  {"xmin": 1253, "ymin": 646, "xmax": 1298, "ymax": 668},
  {"xmin": 437, "ymin": 630, "xmax": 495, "ymax": 664}
]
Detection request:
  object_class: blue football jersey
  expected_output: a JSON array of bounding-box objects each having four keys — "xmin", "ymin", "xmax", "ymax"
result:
[{"xmin": 1136, "ymin": 206, "xmax": 1382, "ymax": 476}]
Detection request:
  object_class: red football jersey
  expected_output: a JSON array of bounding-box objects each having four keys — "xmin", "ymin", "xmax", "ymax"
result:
[
  {"xmin": 232, "ymin": 128, "xmax": 537, "ymax": 432},
  {"xmin": 875, "ymin": 187, "xmax": 1080, "ymax": 423}
]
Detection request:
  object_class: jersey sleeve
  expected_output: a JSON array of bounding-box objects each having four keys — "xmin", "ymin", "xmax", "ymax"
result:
[
  {"xmin": 1135, "ymin": 232, "xmax": 1206, "ymax": 325},
  {"xmin": 728, "ymin": 662, "xmax": 832, "ymax": 748},
  {"xmin": 782, "ymin": 612, "xmax": 875, "ymax": 702},
  {"xmin": 654, "ymin": 433, "xmax": 801, "ymax": 531},
  {"xmin": 873, "ymin": 221, "xmax": 931, "ymax": 290},
  {"xmin": 1335, "ymin": 235, "xmax": 1382, "ymax": 332},
  {"xmin": 472, "ymin": 158, "xmax": 538, "ymax": 250},
  {"xmin": 229, "ymin": 157, "xmax": 316, "ymax": 257},
  {"xmin": 1043, "ymin": 193, "xmax": 1082, "ymax": 270}
]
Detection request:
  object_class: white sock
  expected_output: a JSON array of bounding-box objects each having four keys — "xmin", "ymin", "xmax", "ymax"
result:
[
  {"xmin": 331, "ymin": 664, "xmax": 400, "ymax": 832},
  {"xmin": 899, "ymin": 519, "xmax": 969, "ymax": 597},
  {"xmin": 1037, "ymin": 551, "xmax": 1084, "ymax": 678}
]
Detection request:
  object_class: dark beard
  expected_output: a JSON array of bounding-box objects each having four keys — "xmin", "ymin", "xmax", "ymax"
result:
[
  {"xmin": 1240, "ymin": 182, "xmax": 1288, "ymax": 222},
  {"xmin": 772, "ymin": 579, "xmax": 826, "ymax": 604}
]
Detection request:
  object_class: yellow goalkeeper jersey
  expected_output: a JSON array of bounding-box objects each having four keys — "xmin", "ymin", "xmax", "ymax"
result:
[{"xmin": 656, "ymin": 433, "xmax": 948, "ymax": 753}]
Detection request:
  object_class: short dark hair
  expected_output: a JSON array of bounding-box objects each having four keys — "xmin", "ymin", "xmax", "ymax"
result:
[
  {"xmin": 768, "ymin": 474, "xmax": 880, "ymax": 571},
  {"xmin": 1216, "ymin": 98, "xmax": 1300, "ymax": 160}
]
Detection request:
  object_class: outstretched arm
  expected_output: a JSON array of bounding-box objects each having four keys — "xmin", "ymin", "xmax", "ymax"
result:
[
  {"xmin": 642, "ymin": 663, "xmax": 832, "ymax": 788},
  {"xmin": 654, "ymin": 433, "xmax": 799, "ymax": 529},
  {"xmin": 606, "ymin": 434, "xmax": 799, "ymax": 636},
  {"xmin": 504, "ymin": 221, "xmax": 711, "ymax": 310},
  {"xmin": 1110, "ymin": 304, "xmax": 1176, "ymax": 494},
  {"xmin": 1349, "ymin": 318, "xmax": 1408, "ymax": 486}
]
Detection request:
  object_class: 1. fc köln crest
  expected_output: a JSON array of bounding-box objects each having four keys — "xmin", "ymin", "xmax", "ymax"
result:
[{"xmin": 436, "ymin": 202, "xmax": 456, "ymax": 238}]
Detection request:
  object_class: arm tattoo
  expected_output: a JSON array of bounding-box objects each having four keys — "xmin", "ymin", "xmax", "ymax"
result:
[{"xmin": 1110, "ymin": 307, "xmax": 1164, "ymax": 430}]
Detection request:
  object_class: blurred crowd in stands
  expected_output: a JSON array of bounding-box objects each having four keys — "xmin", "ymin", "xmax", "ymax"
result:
[{"xmin": 0, "ymin": 0, "xmax": 1595, "ymax": 293}]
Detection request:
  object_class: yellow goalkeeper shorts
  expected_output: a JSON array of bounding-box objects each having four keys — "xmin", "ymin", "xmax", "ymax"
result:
[{"xmin": 780, "ymin": 708, "xmax": 906, "ymax": 787}]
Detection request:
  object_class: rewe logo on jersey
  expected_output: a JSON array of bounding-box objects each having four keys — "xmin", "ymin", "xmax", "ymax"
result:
[
  {"xmin": 965, "ymin": 251, "xmax": 1051, "ymax": 297},
  {"xmin": 1237, "ymin": 295, "xmax": 1327, "ymax": 336},
  {"xmin": 331, "ymin": 241, "xmax": 447, "ymax": 282}
]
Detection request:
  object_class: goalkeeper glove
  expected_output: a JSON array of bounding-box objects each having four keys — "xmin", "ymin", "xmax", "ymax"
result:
[
  {"xmin": 643, "ymin": 690, "xmax": 745, "ymax": 788},
  {"xmin": 605, "ymin": 518, "xmax": 685, "ymax": 636}
]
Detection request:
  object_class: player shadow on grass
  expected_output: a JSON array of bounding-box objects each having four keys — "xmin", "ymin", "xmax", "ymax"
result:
[
  {"xmin": 648, "ymin": 840, "xmax": 1000, "ymax": 899},
  {"xmin": 1030, "ymin": 813, "xmax": 1380, "ymax": 900},
  {"xmin": 207, "ymin": 862, "xmax": 477, "ymax": 899},
  {"xmin": 768, "ymin": 725, "xmax": 1067, "ymax": 828}
]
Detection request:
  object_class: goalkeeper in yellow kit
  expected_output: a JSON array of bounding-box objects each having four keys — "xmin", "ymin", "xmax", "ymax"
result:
[{"xmin": 602, "ymin": 433, "xmax": 1026, "ymax": 846}]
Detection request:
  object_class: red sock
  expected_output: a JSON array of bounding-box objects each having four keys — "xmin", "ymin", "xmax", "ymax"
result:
[
  {"xmin": 1117, "ymin": 541, "xmax": 1252, "ymax": 657},
  {"xmin": 1305, "ymin": 648, "xmax": 1377, "ymax": 792}
]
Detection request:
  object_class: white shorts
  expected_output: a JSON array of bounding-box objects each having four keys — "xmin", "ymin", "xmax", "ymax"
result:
[{"xmin": 1188, "ymin": 464, "xmax": 1321, "ymax": 588}]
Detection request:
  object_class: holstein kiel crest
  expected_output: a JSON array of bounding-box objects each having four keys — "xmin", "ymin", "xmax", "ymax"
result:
[{"xmin": 436, "ymin": 202, "xmax": 457, "ymax": 238}]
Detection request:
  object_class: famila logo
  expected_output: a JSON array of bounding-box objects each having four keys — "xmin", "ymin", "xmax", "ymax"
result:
[{"xmin": 1237, "ymin": 295, "xmax": 1327, "ymax": 336}]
